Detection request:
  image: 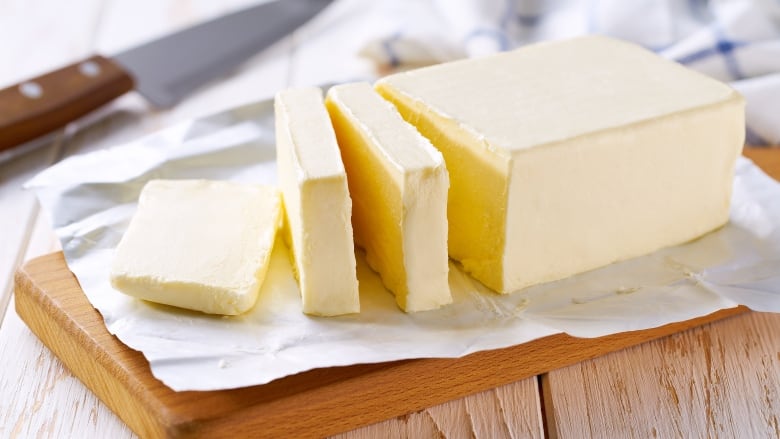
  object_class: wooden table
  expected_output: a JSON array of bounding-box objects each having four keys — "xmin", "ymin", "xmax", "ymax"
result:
[{"xmin": 1, "ymin": 2, "xmax": 778, "ymax": 438}]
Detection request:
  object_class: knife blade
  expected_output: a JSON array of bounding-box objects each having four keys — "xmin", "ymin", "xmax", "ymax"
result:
[{"xmin": 0, "ymin": 0, "xmax": 332, "ymax": 159}]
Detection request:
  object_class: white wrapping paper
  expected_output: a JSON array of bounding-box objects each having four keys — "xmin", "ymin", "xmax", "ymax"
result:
[{"xmin": 27, "ymin": 98, "xmax": 780, "ymax": 391}]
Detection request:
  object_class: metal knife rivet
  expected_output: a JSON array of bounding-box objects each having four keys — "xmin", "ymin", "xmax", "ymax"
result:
[
  {"xmin": 79, "ymin": 61, "xmax": 101, "ymax": 77},
  {"xmin": 19, "ymin": 81, "xmax": 43, "ymax": 99}
]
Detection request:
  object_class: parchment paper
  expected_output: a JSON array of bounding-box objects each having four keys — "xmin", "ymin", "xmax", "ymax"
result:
[{"xmin": 26, "ymin": 98, "xmax": 780, "ymax": 391}]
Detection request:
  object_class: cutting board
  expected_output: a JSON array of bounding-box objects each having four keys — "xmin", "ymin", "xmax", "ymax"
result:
[{"xmin": 13, "ymin": 148, "xmax": 778, "ymax": 439}]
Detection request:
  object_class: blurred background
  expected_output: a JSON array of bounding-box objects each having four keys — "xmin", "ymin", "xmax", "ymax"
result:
[{"xmin": 1, "ymin": 0, "xmax": 779, "ymax": 155}]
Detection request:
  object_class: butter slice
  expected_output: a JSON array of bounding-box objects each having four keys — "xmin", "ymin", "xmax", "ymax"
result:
[
  {"xmin": 377, "ymin": 35, "xmax": 744, "ymax": 294},
  {"xmin": 275, "ymin": 87, "xmax": 360, "ymax": 316},
  {"xmin": 110, "ymin": 180, "xmax": 281, "ymax": 315},
  {"xmin": 326, "ymin": 83, "xmax": 452, "ymax": 312}
]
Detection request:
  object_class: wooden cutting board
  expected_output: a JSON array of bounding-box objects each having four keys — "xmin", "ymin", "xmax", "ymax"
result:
[{"xmin": 13, "ymin": 148, "xmax": 778, "ymax": 439}]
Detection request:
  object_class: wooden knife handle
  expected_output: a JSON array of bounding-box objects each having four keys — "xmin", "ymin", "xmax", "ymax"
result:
[{"xmin": 0, "ymin": 55, "xmax": 134, "ymax": 153}]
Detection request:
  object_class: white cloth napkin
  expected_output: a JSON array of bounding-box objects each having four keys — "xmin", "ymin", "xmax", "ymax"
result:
[{"xmin": 357, "ymin": 0, "xmax": 780, "ymax": 145}]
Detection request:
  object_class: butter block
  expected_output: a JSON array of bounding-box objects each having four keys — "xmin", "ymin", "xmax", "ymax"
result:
[
  {"xmin": 377, "ymin": 35, "xmax": 744, "ymax": 294},
  {"xmin": 110, "ymin": 180, "xmax": 281, "ymax": 315},
  {"xmin": 275, "ymin": 87, "xmax": 360, "ymax": 316},
  {"xmin": 326, "ymin": 83, "xmax": 452, "ymax": 312}
]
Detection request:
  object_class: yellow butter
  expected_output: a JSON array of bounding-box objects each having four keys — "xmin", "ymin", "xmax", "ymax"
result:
[
  {"xmin": 275, "ymin": 87, "xmax": 360, "ymax": 316},
  {"xmin": 110, "ymin": 180, "xmax": 281, "ymax": 315},
  {"xmin": 326, "ymin": 83, "xmax": 451, "ymax": 312},
  {"xmin": 377, "ymin": 36, "xmax": 744, "ymax": 293}
]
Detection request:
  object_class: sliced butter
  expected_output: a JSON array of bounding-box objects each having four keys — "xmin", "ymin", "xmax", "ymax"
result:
[
  {"xmin": 110, "ymin": 179, "xmax": 281, "ymax": 315},
  {"xmin": 326, "ymin": 82, "xmax": 452, "ymax": 312},
  {"xmin": 377, "ymin": 35, "xmax": 744, "ymax": 294},
  {"xmin": 275, "ymin": 87, "xmax": 360, "ymax": 316}
]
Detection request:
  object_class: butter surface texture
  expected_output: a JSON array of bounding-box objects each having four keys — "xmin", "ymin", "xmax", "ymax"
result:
[
  {"xmin": 110, "ymin": 180, "xmax": 281, "ymax": 315},
  {"xmin": 377, "ymin": 36, "xmax": 745, "ymax": 293},
  {"xmin": 326, "ymin": 83, "xmax": 451, "ymax": 312},
  {"xmin": 275, "ymin": 87, "xmax": 360, "ymax": 316}
]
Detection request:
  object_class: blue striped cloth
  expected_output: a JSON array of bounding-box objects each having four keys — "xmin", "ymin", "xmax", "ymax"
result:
[{"xmin": 359, "ymin": 0, "xmax": 780, "ymax": 145}]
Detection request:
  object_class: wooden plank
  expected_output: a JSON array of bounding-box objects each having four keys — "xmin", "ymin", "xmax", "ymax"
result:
[
  {"xmin": 542, "ymin": 312, "xmax": 780, "ymax": 438},
  {"xmin": 337, "ymin": 378, "xmax": 544, "ymax": 438},
  {"xmin": 543, "ymin": 147, "xmax": 780, "ymax": 439},
  {"xmin": 0, "ymin": 295, "xmax": 137, "ymax": 439},
  {"xmin": 13, "ymin": 249, "xmax": 748, "ymax": 438}
]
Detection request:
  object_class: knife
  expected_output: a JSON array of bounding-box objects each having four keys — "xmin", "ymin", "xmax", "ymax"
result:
[{"xmin": 0, "ymin": 0, "xmax": 332, "ymax": 159}]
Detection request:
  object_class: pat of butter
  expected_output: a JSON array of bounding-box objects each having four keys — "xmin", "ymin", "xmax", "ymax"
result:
[
  {"xmin": 377, "ymin": 35, "xmax": 744, "ymax": 294},
  {"xmin": 110, "ymin": 180, "xmax": 282, "ymax": 315},
  {"xmin": 275, "ymin": 87, "xmax": 360, "ymax": 316},
  {"xmin": 326, "ymin": 83, "xmax": 452, "ymax": 312}
]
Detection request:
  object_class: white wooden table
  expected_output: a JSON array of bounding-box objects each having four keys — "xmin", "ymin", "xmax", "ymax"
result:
[{"xmin": 1, "ymin": 2, "xmax": 778, "ymax": 438}]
